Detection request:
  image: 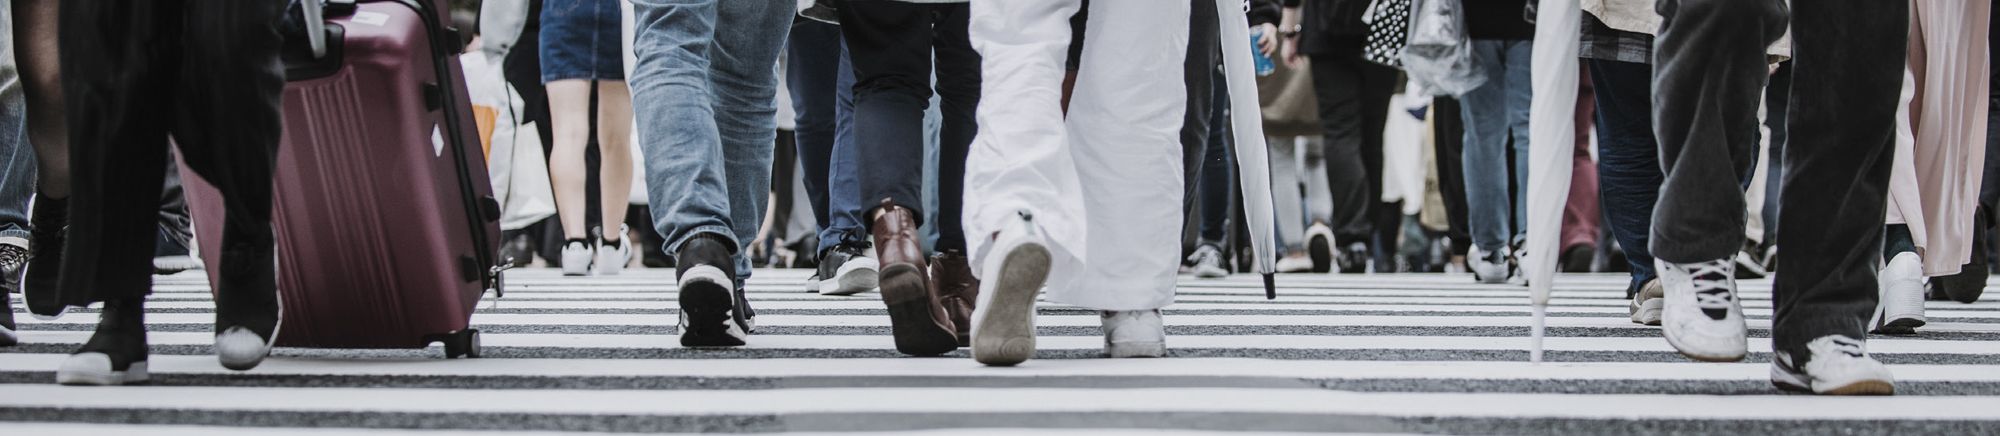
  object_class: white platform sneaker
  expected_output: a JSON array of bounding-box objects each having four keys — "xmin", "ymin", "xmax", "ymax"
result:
[
  {"xmin": 560, "ymin": 240, "xmax": 594, "ymax": 276},
  {"xmin": 1657, "ymin": 258, "xmax": 1747, "ymax": 362}
]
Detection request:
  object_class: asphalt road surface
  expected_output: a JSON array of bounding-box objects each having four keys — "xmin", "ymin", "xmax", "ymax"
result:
[{"xmin": 2, "ymin": 268, "xmax": 1998, "ymax": 435}]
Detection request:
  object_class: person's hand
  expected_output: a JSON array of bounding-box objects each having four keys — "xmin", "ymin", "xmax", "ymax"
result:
[
  {"xmin": 1254, "ymin": 23, "xmax": 1279, "ymax": 58},
  {"xmin": 1281, "ymin": 33, "xmax": 1304, "ymax": 68}
]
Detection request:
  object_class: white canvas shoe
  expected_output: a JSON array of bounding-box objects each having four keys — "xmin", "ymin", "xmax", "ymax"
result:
[
  {"xmin": 1657, "ymin": 258, "xmax": 1748, "ymax": 362},
  {"xmin": 970, "ymin": 212, "xmax": 1051, "ymax": 367},
  {"xmin": 1770, "ymin": 335, "xmax": 1895, "ymax": 395},
  {"xmin": 1102, "ymin": 310, "xmax": 1166, "ymax": 358},
  {"xmin": 1629, "ymin": 278, "xmax": 1664, "ymax": 326},
  {"xmin": 1871, "ymin": 252, "xmax": 1926, "ymax": 335},
  {"xmin": 1469, "ymin": 246, "xmax": 1509, "ymax": 284},
  {"xmin": 595, "ymin": 226, "xmax": 634, "ymax": 276}
]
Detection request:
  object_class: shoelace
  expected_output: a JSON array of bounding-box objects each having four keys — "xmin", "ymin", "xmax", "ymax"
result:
[
  {"xmin": 1824, "ymin": 336, "xmax": 1868, "ymax": 358},
  {"xmin": 0, "ymin": 245, "xmax": 24, "ymax": 271},
  {"xmin": 1679, "ymin": 260, "xmax": 1737, "ymax": 309}
]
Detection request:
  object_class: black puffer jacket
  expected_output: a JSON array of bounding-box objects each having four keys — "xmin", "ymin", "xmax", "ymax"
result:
[{"xmin": 1279, "ymin": 0, "xmax": 1370, "ymax": 56}]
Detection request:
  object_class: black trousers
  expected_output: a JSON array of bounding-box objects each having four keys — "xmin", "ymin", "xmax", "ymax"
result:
[
  {"xmin": 58, "ymin": 0, "xmax": 285, "ymax": 310},
  {"xmin": 1655, "ymin": 0, "xmax": 1907, "ymax": 359},
  {"xmin": 1310, "ymin": 49, "xmax": 1399, "ymax": 257},
  {"xmin": 1432, "ymin": 97, "xmax": 1471, "ymax": 256},
  {"xmin": 839, "ymin": 1, "xmax": 980, "ymax": 252}
]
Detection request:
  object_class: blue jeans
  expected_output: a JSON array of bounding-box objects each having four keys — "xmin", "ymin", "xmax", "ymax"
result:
[
  {"xmin": 0, "ymin": 58, "xmax": 30, "ymax": 246},
  {"xmin": 1589, "ymin": 58, "xmax": 1661, "ymax": 294},
  {"xmin": 630, "ymin": 0, "xmax": 791, "ymax": 280},
  {"xmin": 785, "ymin": 19, "xmax": 864, "ymax": 255},
  {"xmin": 1458, "ymin": 39, "xmax": 1533, "ymax": 253}
]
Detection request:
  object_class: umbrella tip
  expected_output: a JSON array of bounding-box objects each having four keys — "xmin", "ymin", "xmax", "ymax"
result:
[{"xmin": 1263, "ymin": 273, "xmax": 1276, "ymax": 300}]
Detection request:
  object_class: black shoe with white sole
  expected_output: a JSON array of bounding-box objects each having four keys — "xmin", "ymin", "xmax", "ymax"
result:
[
  {"xmin": 677, "ymin": 234, "xmax": 746, "ymax": 347},
  {"xmin": 57, "ymin": 298, "xmax": 150, "ymax": 386},
  {"xmin": 214, "ymin": 246, "xmax": 282, "ymax": 371}
]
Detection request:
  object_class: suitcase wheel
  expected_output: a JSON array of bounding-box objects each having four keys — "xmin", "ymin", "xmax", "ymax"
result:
[{"xmin": 442, "ymin": 329, "xmax": 481, "ymax": 359}]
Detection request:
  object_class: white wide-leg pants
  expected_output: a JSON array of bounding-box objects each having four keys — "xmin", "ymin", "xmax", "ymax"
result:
[{"xmin": 964, "ymin": 0, "xmax": 1191, "ymax": 311}]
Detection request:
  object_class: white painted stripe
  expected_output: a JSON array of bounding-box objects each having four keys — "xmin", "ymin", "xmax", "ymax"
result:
[
  {"xmin": 1, "ymin": 385, "xmax": 1997, "ymax": 420},
  {"xmin": 23, "ymin": 313, "xmax": 2000, "ymax": 334},
  {"xmin": 0, "ymin": 423, "xmax": 1321, "ymax": 436},
  {"xmin": 0, "ymin": 354, "xmax": 1994, "ymax": 382},
  {"xmin": 15, "ymin": 332, "xmax": 2000, "ymax": 354}
]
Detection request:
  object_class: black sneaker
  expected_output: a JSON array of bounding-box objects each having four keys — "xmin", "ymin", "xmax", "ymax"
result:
[
  {"xmin": 735, "ymin": 284, "xmax": 757, "ymax": 333},
  {"xmin": 676, "ymin": 234, "xmax": 746, "ymax": 347},
  {"xmin": 24, "ymin": 196, "xmax": 67, "ymax": 318},
  {"xmin": 815, "ymin": 243, "xmax": 878, "ymax": 296},
  {"xmin": 213, "ymin": 245, "xmax": 281, "ymax": 371},
  {"xmin": 0, "ymin": 242, "xmax": 23, "ymax": 346},
  {"xmin": 153, "ymin": 229, "xmax": 203, "ymax": 275},
  {"xmin": 1337, "ymin": 242, "xmax": 1367, "ymax": 274}
]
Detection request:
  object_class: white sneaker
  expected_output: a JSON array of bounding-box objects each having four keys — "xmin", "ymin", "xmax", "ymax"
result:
[
  {"xmin": 1101, "ymin": 310, "xmax": 1165, "ymax": 358},
  {"xmin": 1657, "ymin": 258, "xmax": 1748, "ymax": 362},
  {"xmin": 825, "ymin": 255, "xmax": 880, "ymax": 296},
  {"xmin": 1630, "ymin": 278, "xmax": 1664, "ymax": 326},
  {"xmin": 561, "ymin": 240, "xmax": 594, "ymax": 276},
  {"xmin": 1872, "ymin": 252, "xmax": 1926, "ymax": 335},
  {"xmin": 596, "ymin": 229, "xmax": 633, "ymax": 276},
  {"xmin": 1469, "ymin": 246, "xmax": 1508, "ymax": 284},
  {"xmin": 1275, "ymin": 255, "xmax": 1313, "ymax": 274},
  {"xmin": 1187, "ymin": 244, "xmax": 1228, "ymax": 278},
  {"xmin": 970, "ymin": 212, "xmax": 1051, "ymax": 366},
  {"xmin": 1770, "ymin": 335, "xmax": 1895, "ymax": 395},
  {"xmin": 55, "ymin": 353, "xmax": 149, "ymax": 386}
]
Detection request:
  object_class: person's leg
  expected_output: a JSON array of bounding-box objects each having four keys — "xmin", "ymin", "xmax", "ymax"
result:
[
  {"xmin": 1179, "ymin": 0, "xmax": 1216, "ymax": 209},
  {"xmin": 1563, "ymin": 65, "xmax": 1603, "ymax": 269},
  {"xmin": 544, "ymin": 80, "xmax": 595, "ymax": 240},
  {"xmin": 929, "ymin": 2, "xmax": 982, "ymax": 344},
  {"xmin": 1649, "ymin": 0, "xmax": 1788, "ymax": 363},
  {"xmin": 14, "ymin": 0, "xmax": 63, "ymax": 199},
  {"xmin": 0, "ymin": 9, "xmax": 30, "ymax": 343},
  {"xmin": 1063, "ymin": 0, "xmax": 1187, "ymax": 360},
  {"xmin": 709, "ymin": 0, "xmax": 789, "ymax": 283},
  {"xmin": 839, "ymin": 0, "xmax": 957, "ymax": 356},
  {"xmin": 1650, "ymin": 0, "xmax": 1782, "ymax": 264},
  {"xmin": 826, "ymin": 39, "xmax": 866, "ymax": 254},
  {"xmin": 1459, "ymin": 40, "xmax": 1512, "ymax": 279},
  {"xmin": 1769, "ymin": 0, "xmax": 1905, "ymax": 395},
  {"xmin": 964, "ymin": 0, "xmax": 1085, "ymax": 366},
  {"xmin": 594, "ymin": 80, "xmax": 635, "ymax": 270},
  {"xmin": 171, "ymin": 0, "xmax": 289, "ymax": 371},
  {"xmin": 1589, "ymin": 58, "xmax": 1662, "ymax": 293},
  {"xmin": 1197, "ymin": 78, "xmax": 1233, "ymax": 247},
  {"xmin": 1431, "ymin": 97, "xmax": 1470, "ymax": 259},
  {"xmin": 1357, "ymin": 61, "xmax": 1399, "ymax": 271},
  {"xmin": 1309, "ymin": 54, "xmax": 1371, "ymax": 271},
  {"xmin": 1501, "ymin": 40, "xmax": 1535, "ymax": 246},
  {"xmin": 787, "ymin": 19, "xmax": 839, "ymax": 242},
  {"xmin": 1763, "ymin": 62, "xmax": 1791, "ymax": 252},
  {"xmin": 1269, "ymin": 136, "xmax": 1307, "ymax": 256},
  {"xmin": 153, "ymin": 156, "xmax": 200, "ymax": 274}
]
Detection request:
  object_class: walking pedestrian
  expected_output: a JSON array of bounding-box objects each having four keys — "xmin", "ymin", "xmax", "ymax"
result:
[
  {"xmin": 53, "ymin": 0, "xmax": 289, "ymax": 384},
  {"xmin": 539, "ymin": 0, "xmax": 638, "ymax": 277},
  {"xmin": 630, "ymin": 0, "xmax": 791, "ymax": 347}
]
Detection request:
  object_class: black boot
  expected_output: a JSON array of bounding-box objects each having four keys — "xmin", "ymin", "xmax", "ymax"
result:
[{"xmin": 23, "ymin": 196, "xmax": 67, "ymax": 318}]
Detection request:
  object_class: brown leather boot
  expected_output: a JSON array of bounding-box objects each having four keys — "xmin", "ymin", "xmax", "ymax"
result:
[
  {"xmin": 930, "ymin": 250, "xmax": 979, "ymax": 347},
  {"xmin": 870, "ymin": 199, "xmax": 959, "ymax": 356}
]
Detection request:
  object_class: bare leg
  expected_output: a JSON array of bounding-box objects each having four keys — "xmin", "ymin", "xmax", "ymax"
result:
[
  {"xmin": 595, "ymin": 81, "xmax": 634, "ymax": 244},
  {"xmin": 545, "ymin": 80, "xmax": 593, "ymax": 240}
]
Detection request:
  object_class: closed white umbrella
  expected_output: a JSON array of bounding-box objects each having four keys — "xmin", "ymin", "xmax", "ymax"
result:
[
  {"xmin": 1216, "ymin": 0, "xmax": 1280, "ymax": 298},
  {"xmin": 1525, "ymin": 0, "xmax": 1581, "ymax": 362}
]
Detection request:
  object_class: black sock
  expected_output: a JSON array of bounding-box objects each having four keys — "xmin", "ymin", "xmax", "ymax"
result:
[{"xmin": 1885, "ymin": 224, "xmax": 1916, "ymax": 259}]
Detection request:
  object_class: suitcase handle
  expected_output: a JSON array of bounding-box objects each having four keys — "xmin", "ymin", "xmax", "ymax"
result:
[{"xmin": 301, "ymin": 0, "xmax": 326, "ymax": 57}]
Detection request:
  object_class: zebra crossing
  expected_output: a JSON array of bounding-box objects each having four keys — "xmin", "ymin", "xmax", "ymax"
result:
[{"xmin": 1, "ymin": 268, "xmax": 1999, "ymax": 434}]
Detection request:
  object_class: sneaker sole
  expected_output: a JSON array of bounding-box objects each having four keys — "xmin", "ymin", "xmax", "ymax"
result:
[
  {"xmin": 879, "ymin": 264, "xmax": 959, "ymax": 356},
  {"xmin": 153, "ymin": 255, "xmax": 203, "ymax": 275},
  {"xmin": 1817, "ymin": 379, "xmax": 1896, "ymax": 396},
  {"xmin": 1662, "ymin": 327, "xmax": 1747, "ymax": 362},
  {"xmin": 679, "ymin": 266, "xmax": 746, "ymax": 347},
  {"xmin": 1107, "ymin": 341, "xmax": 1166, "ymax": 358},
  {"xmin": 972, "ymin": 243, "xmax": 1051, "ymax": 367},
  {"xmin": 823, "ymin": 258, "xmax": 880, "ymax": 296},
  {"xmin": 1194, "ymin": 267, "xmax": 1228, "ymax": 279},
  {"xmin": 56, "ymin": 354, "xmax": 149, "ymax": 386}
]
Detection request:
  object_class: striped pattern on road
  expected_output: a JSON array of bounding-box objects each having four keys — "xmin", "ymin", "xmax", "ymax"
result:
[{"xmin": 4, "ymin": 268, "xmax": 1999, "ymax": 434}]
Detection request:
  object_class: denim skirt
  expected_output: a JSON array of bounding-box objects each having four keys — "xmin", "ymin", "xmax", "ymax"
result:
[{"xmin": 539, "ymin": 0, "xmax": 624, "ymax": 82}]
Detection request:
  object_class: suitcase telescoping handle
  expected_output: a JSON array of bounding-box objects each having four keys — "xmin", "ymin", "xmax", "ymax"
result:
[{"xmin": 301, "ymin": 0, "xmax": 326, "ymax": 58}]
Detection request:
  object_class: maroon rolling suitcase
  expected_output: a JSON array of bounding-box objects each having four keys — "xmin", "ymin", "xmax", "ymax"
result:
[{"xmin": 183, "ymin": 0, "xmax": 503, "ymax": 358}]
